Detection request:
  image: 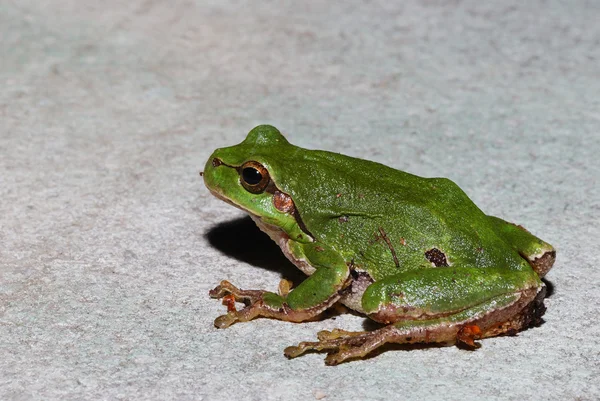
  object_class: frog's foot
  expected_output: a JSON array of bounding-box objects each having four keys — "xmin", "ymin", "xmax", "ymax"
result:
[
  {"xmin": 209, "ymin": 280, "xmax": 271, "ymax": 328},
  {"xmin": 209, "ymin": 280, "xmax": 340, "ymax": 329},
  {"xmin": 284, "ymin": 326, "xmax": 400, "ymax": 366}
]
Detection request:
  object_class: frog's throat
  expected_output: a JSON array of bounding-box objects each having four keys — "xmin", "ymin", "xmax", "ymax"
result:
[{"xmin": 249, "ymin": 214, "xmax": 317, "ymax": 276}]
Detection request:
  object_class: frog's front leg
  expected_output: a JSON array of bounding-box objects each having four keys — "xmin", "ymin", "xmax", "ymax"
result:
[
  {"xmin": 209, "ymin": 242, "xmax": 350, "ymax": 328},
  {"xmin": 285, "ymin": 266, "xmax": 545, "ymax": 365}
]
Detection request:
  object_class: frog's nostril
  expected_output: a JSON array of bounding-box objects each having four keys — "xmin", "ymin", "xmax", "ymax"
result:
[{"xmin": 212, "ymin": 158, "xmax": 223, "ymax": 168}]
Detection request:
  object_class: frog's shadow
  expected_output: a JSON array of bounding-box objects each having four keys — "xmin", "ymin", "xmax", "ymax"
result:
[
  {"xmin": 204, "ymin": 215, "xmax": 306, "ymax": 284},
  {"xmin": 542, "ymin": 278, "xmax": 555, "ymax": 298}
]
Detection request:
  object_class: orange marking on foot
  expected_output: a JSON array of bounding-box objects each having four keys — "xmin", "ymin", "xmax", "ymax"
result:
[{"xmin": 222, "ymin": 294, "xmax": 237, "ymax": 312}]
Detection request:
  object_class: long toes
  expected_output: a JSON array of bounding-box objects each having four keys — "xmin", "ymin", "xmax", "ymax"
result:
[
  {"xmin": 317, "ymin": 329, "xmax": 367, "ymax": 341},
  {"xmin": 209, "ymin": 285, "xmax": 226, "ymax": 299},
  {"xmin": 287, "ymin": 328, "xmax": 393, "ymax": 364},
  {"xmin": 284, "ymin": 338, "xmax": 339, "ymax": 358},
  {"xmin": 323, "ymin": 339, "xmax": 381, "ymax": 365},
  {"xmin": 324, "ymin": 348, "xmax": 362, "ymax": 366},
  {"xmin": 209, "ymin": 280, "xmax": 235, "ymax": 299},
  {"xmin": 209, "ymin": 281, "xmax": 263, "ymax": 305},
  {"xmin": 285, "ymin": 329, "xmax": 375, "ymax": 359},
  {"xmin": 285, "ymin": 341, "xmax": 326, "ymax": 357}
]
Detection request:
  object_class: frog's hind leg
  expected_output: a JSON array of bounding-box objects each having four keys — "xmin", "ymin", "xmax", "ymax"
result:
[
  {"xmin": 488, "ymin": 216, "xmax": 556, "ymax": 277},
  {"xmin": 285, "ymin": 285, "xmax": 545, "ymax": 365},
  {"xmin": 285, "ymin": 266, "xmax": 544, "ymax": 365}
]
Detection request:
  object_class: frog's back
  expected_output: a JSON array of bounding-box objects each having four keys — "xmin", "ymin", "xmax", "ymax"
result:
[{"xmin": 272, "ymin": 148, "xmax": 526, "ymax": 280}]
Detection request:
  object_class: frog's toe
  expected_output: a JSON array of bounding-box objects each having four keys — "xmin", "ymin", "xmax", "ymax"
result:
[
  {"xmin": 214, "ymin": 312, "xmax": 238, "ymax": 329},
  {"xmin": 317, "ymin": 328, "xmax": 367, "ymax": 341},
  {"xmin": 324, "ymin": 346, "xmax": 372, "ymax": 366},
  {"xmin": 213, "ymin": 302, "xmax": 265, "ymax": 328},
  {"xmin": 209, "ymin": 280, "xmax": 235, "ymax": 298},
  {"xmin": 209, "ymin": 280, "xmax": 264, "ymax": 304},
  {"xmin": 283, "ymin": 339, "xmax": 339, "ymax": 359},
  {"xmin": 283, "ymin": 344, "xmax": 308, "ymax": 358},
  {"xmin": 323, "ymin": 329, "xmax": 395, "ymax": 365}
]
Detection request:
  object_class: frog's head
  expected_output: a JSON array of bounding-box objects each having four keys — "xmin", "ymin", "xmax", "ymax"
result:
[{"xmin": 203, "ymin": 125, "xmax": 310, "ymax": 240}]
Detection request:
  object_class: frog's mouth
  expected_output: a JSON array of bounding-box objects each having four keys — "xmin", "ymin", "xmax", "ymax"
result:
[{"xmin": 206, "ymin": 187, "xmax": 256, "ymax": 215}]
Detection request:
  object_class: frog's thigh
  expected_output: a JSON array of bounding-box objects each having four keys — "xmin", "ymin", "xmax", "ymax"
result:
[
  {"xmin": 488, "ymin": 216, "xmax": 555, "ymax": 277},
  {"xmin": 362, "ymin": 266, "xmax": 544, "ymax": 342}
]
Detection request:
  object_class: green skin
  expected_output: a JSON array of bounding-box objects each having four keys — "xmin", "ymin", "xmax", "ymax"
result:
[{"xmin": 204, "ymin": 125, "xmax": 555, "ymax": 365}]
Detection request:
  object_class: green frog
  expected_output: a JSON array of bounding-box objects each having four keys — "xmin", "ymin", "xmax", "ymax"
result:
[{"xmin": 203, "ymin": 125, "xmax": 555, "ymax": 365}]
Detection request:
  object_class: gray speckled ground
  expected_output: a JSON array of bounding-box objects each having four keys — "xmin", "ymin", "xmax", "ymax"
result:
[{"xmin": 1, "ymin": 1, "xmax": 599, "ymax": 400}]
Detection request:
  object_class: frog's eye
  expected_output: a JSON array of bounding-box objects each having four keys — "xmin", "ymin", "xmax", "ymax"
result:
[{"xmin": 240, "ymin": 161, "xmax": 270, "ymax": 193}]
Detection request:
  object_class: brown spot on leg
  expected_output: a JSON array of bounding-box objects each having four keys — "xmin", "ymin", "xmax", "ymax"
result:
[{"xmin": 425, "ymin": 248, "xmax": 449, "ymax": 267}]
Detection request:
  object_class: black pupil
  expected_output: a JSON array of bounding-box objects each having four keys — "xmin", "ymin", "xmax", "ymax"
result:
[{"xmin": 242, "ymin": 167, "xmax": 262, "ymax": 185}]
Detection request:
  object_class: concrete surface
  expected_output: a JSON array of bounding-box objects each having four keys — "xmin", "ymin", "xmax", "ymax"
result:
[{"xmin": 1, "ymin": 1, "xmax": 599, "ymax": 400}]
